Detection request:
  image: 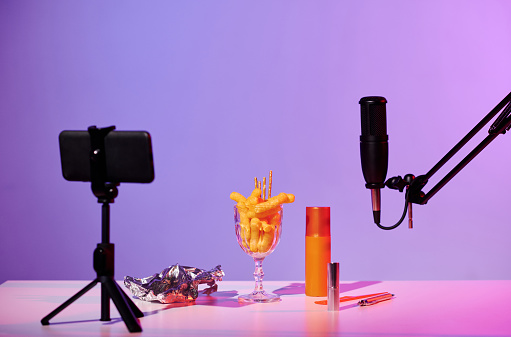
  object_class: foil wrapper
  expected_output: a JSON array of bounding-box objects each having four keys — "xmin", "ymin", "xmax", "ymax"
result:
[{"xmin": 124, "ymin": 264, "xmax": 224, "ymax": 303}]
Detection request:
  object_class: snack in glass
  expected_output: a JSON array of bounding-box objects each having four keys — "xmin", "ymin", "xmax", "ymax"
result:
[{"xmin": 231, "ymin": 171, "xmax": 294, "ymax": 303}]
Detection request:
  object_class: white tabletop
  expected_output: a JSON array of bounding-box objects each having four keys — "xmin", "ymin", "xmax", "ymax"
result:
[{"xmin": 0, "ymin": 280, "xmax": 510, "ymax": 336}]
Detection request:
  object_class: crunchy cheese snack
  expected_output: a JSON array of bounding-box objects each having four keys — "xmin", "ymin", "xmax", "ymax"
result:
[
  {"xmin": 231, "ymin": 172, "xmax": 294, "ymax": 254},
  {"xmin": 230, "ymin": 192, "xmax": 246, "ymax": 203},
  {"xmin": 258, "ymin": 220, "xmax": 275, "ymax": 253}
]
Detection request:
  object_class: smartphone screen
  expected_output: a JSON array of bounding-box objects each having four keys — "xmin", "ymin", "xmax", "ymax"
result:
[{"xmin": 59, "ymin": 130, "xmax": 154, "ymax": 183}]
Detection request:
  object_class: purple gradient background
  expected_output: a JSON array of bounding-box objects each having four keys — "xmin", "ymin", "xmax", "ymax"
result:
[{"xmin": 1, "ymin": 1, "xmax": 510, "ymax": 284}]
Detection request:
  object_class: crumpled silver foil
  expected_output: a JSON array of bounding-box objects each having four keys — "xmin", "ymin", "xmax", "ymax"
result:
[{"xmin": 124, "ymin": 264, "xmax": 224, "ymax": 303}]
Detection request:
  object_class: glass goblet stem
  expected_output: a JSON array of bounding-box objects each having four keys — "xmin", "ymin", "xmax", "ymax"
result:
[{"xmin": 253, "ymin": 258, "xmax": 265, "ymax": 293}]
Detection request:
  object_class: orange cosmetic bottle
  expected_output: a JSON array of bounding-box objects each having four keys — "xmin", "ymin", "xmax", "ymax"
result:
[{"xmin": 305, "ymin": 207, "xmax": 331, "ymax": 297}]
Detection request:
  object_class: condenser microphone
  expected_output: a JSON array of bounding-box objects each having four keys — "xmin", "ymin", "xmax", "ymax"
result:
[{"xmin": 359, "ymin": 96, "xmax": 388, "ymax": 224}]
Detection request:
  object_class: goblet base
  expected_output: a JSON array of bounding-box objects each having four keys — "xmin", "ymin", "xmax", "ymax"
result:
[{"xmin": 238, "ymin": 291, "xmax": 281, "ymax": 303}]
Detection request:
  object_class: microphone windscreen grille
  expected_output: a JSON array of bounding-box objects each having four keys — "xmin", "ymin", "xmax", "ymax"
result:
[
  {"xmin": 361, "ymin": 103, "xmax": 387, "ymax": 136},
  {"xmin": 369, "ymin": 104, "xmax": 387, "ymax": 136},
  {"xmin": 361, "ymin": 104, "xmax": 370, "ymax": 136}
]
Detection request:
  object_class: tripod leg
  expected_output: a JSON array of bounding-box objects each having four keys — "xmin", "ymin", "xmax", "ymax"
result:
[
  {"xmin": 103, "ymin": 278, "xmax": 142, "ymax": 333},
  {"xmin": 100, "ymin": 282, "xmax": 110, "ymax": 321},
  {"xmin": 115, "ymin": 281, "xmax": 144, "ymax": 318},
  {"xmin": 41, "ymin": 279, "xmax": 99, "ymax": 325}
]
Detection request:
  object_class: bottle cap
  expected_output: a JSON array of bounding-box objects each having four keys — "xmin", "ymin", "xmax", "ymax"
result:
[{"xmin": 306, "ymin": 207, "xmax": 330, "ymax": 237}]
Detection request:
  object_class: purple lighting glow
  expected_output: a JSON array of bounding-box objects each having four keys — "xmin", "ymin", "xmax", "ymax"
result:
[{"xmin": 1, "ymin": 0, "xmax": 511, "ymax": 284}]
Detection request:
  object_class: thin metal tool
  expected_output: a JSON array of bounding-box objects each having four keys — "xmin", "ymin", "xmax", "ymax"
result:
[{"xmin": 358, "ymin": 292, "xmax": 394, "ymax": 306}]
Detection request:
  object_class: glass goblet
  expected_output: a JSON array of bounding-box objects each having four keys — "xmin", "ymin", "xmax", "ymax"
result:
[{"xmin": 234, "ymin": 205, "xmax": 283, "ymax": 303}]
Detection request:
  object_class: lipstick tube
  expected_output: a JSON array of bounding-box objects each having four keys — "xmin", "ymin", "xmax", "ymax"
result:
[
  {"xmin": 305, "ymin": 207, "xmax": 331, "ymax": 297},
  {"xmin": 327, "ymin": 262, "xmax": 340, "ymax": 311}
]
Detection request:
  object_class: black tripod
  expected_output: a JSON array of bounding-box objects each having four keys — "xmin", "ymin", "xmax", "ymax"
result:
[{"xmin": 41, "ymin": 126, "xmax": 144, "ymax": 333}]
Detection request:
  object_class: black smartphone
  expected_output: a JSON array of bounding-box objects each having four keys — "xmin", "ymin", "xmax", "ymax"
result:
[{"xmin": 59, "ymin": 130, "xmax": 155, "ymax": 183}]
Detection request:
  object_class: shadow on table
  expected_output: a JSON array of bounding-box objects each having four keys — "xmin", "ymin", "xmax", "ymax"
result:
[
  {"xmin": 41, "ymin": 317, "xmax": 125, "ymax": 327},
  {"xmin": 140, "ymin": 289, "xmax": 243, "ymax": 315},
  {"xmin": 139, "ymin": 280, "xmax": 384, "ymax": 316},
  {"xmin": 339, "ymin": 281, "xmax": 382, "ymax": 293},
  {"xmin": 273, "ymin": 280, "xmax": 381, "ymax": 296},
  {"xmin": 195, "ymin": 290, "xmax": 242, "ymax": 308}
]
